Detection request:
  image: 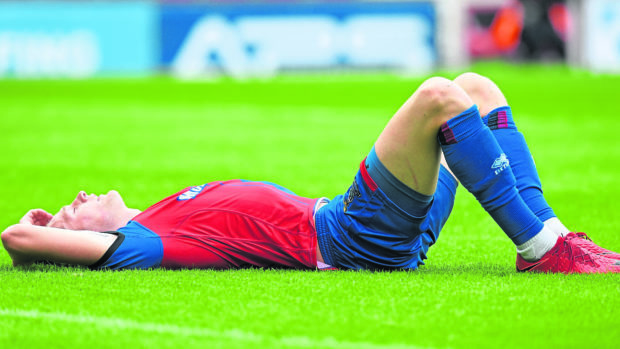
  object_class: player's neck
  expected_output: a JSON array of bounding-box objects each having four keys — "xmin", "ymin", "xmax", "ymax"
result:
[
  {"xmin": 115, "ymin": 208, "xmax": 142, "ymax": 229},
  {"xmin": 125, "ymin": 208, "xmax": 142, "ymax": 221}
]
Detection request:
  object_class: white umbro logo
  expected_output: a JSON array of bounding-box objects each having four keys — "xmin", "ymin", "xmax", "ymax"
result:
[{"xmin": 492, "ymin": 153, "xmax": 510, "ymax": 175}]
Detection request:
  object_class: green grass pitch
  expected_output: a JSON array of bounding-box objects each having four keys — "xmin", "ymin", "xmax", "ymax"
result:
[{"xmin": 0, "ymin": 63, "xmax": 619, "ymax": 348}]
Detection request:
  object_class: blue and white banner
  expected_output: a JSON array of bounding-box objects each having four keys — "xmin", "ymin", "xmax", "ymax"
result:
[
  {"xmin": 0, "ymin": 1, "xmax": 156, "ymax": 78},
  {"xmin": 161, "ymin": 2, "xmax": 436, "ymax": 78}
]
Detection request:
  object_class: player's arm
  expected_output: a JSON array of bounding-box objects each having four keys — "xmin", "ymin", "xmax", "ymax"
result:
[{"xmin": 1, "ymin": 224, "xmax": 117, "ymax": 267}]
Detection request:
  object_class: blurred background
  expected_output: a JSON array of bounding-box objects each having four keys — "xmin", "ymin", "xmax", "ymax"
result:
[{"xmin": 0, "ymin": 0, "xmax": 618, "ymax": 79}]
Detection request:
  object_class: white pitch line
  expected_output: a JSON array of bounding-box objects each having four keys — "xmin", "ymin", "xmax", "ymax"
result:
[{"xmin": 0, "ymin": 308, "xmax": 432, "ymax": 349}]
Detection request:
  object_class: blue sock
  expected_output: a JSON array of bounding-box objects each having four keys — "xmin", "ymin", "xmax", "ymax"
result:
[
  {"xmin": 483, "ymin": 106, "xmax": 556, "ymax": 222},
  {"xmin": 438, "ymin": 105, "xmax": 543, "ymax": 245}
]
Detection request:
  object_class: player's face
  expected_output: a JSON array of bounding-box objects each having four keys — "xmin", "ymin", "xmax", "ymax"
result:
[{"xmin": 48, "ymin": 190, "xmax": 127, "ymax": 231}]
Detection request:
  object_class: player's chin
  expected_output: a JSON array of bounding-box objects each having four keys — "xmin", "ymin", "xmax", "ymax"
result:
[{"xmin": 104, "ymin": 190, "xmax": 125, "ymax": 205}]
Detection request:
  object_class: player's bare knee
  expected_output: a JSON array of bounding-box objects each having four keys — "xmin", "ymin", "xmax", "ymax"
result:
[
  {"xmin": 414, "ymin": 77, "xmax": 472, "ymax": 124},
  {"xmin": 454, "ymin": 73, "xmax": 490, "ymax": 97},
  {"xmin": 454, "ymin": 72, "xmax": 507, "ymax": 115},
  {"xmin": 454, "ymin": 72, "xmax": 488, "ymax": 85}
]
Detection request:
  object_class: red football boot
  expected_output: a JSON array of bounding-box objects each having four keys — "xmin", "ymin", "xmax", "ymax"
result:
[
  {"xmin": 516, "ymin": 234, "xmax": 620, "ymax": 274},
  {"xmin": 565, "ymin": 232, "xmax": 620, "ymax": 260}
]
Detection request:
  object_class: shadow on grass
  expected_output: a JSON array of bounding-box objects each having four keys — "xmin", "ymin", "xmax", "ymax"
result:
[
  {"xmin": 0, "ymin": 259, "xmax": 512, "ymax": 272},
  {"xmin": 1, "ymin": 261, "xmax": 614, "ymax": 280},
  {"xmin": 417, "ymin": 262, "xmax": 516, "ymax": 277},
  {"xmin": 0, "ymin": 263, "xmax": 86, "ymax": 273}
]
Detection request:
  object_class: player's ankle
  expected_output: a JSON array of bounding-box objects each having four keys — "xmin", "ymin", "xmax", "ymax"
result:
[
  {"xmin": 516, "ymin": 226, "xmax": 558, "ymax": 262},
  {"xmin": 544, "ymin": 217, "xmax": 570, "ymax": 237}
]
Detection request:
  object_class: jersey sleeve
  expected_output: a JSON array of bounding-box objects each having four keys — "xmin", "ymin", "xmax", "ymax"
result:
[{"xmin": 88, "ymin": 232, "xmax": 125, "ymax": 270}]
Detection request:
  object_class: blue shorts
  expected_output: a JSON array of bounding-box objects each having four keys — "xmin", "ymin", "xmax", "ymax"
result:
[{"xmin": 315, "ymin": 148, "xmax": 458, "ymax": 270}]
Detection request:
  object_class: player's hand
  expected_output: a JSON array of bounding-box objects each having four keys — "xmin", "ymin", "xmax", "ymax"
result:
[{"xmin": 19, "ymin": 209, "xmax": 54, "ymax": 226}]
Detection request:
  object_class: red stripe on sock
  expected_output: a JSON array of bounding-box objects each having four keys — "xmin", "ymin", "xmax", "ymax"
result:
[
  {"xmin": 498, "ymin": 110, "xmax": 508, "ymax": 128},
  {"xmin": 439, "ymin": 123, "xmax": 457, "ymax": 144}
]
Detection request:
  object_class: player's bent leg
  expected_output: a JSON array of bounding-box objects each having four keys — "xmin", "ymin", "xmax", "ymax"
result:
[
  {"xmin": 454, "ymin": 72, "xmax": 560, "ymax": 227},
  {"xmin": 452, "ymin": 73, "xmax": 619, "ymax": 273},
  {"xmin": 433, "ymin": 80, "xmax": 563, "ymax": 265},
  {"xmin": 315, "ymin": 78, "xmax": 470, "ymax": 270},
  {"xmin": 376, "ymin": 76, "xmax": 555, "ymax": 266},
  {"xmin": 375, "ymin": 76, "xmax": 473, "ymax": 196}
]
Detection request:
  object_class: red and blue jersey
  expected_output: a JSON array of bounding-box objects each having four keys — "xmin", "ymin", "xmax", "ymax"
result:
[{"xmin": 93, "ymin": 180, "xmax": 321, "ymax": 270}]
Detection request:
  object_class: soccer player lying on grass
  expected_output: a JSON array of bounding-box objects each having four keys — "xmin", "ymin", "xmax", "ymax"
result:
[{"xmin": 2, "ymin": 73, "xmax": 619, "ymax": 273}]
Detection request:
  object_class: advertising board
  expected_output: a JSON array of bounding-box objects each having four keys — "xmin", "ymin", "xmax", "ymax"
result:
[
  {"xmin": 0, "ymin": 2, "xmax": 156, "ymax": 78},
  {"xmin": 161, "ymin": 2, "xmax": 437, "ymax": 78},
  {"xmin": 583, "ymin": 0, "xmax": 620, "ymax": 72}
]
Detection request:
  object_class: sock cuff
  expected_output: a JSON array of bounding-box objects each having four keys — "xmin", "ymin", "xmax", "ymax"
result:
[
  {"xmin": 438, "ymin": 105, "xmax": 482, "ymax": 145},
  {"xmin": 516, "ymin": 226, "xmax": 558, "ymax": 261},
  {"xmin": 483, "ymin": 106, "xmax": 516, "ymax": 130}
]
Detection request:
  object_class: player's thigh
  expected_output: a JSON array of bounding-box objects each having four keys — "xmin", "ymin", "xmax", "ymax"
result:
[{"xmin": 375, "ymin": 77, "xmax": 472, "ymax": 195}]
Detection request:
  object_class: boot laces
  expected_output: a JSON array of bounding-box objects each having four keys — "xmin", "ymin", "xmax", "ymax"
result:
[{"xmin": 563, "ymin": 236, "xmax": 598, "ymax": 268}]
